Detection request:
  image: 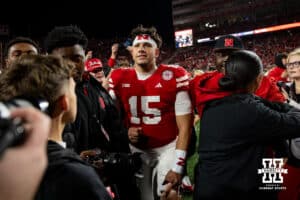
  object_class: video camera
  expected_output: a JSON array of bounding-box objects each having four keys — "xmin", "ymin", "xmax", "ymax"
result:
[
  {"xmin": 0, "ymin": 97, "xmax": 49, "ymax": 157},
  {"xmin": 81, "ymin": 149, "xmax": 142, "ymax": 184}
]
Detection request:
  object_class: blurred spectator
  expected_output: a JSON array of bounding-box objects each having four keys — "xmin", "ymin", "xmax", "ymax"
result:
[
  {"xmin": 267, "ymin": 53, "xmax": 288, "ymax": 82},
  {"xmin": 4, "ymin": 37, "xmax": 39, "ymax": 68},
  {"xmin": 278, "ymin": 49, "xmax": 300, "ymax": 200},
  {"xmin": 85, "ymin": 58, "xmax": 106, "ymax": 85}
]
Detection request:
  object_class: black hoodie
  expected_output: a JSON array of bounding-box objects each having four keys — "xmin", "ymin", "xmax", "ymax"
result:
[
  {"xmin": 63, "ymin": 72, "xmax": 129, "ymax": 154},
  {"xmin": 35, "ymin": 140, "xmax": 111, "ymax": 200}
]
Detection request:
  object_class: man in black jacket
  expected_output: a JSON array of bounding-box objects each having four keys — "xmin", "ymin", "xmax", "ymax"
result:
[
  {"xmin": 44, "ymin": 25, "xmax": 139, "ymax": 200},
  {"xmin": 44, "ymin": 25, "xmax": 129, "ymax": 154}
]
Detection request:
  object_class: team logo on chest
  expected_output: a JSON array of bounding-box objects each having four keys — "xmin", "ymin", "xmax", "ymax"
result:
[{"xmin": 162, "ymin": 70, "xmax": 173, "ymax": 81}]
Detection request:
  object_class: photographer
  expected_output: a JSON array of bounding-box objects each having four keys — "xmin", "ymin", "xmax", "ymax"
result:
[
  {"xmin": 0, "ymin": 107, "xmax": 50, "ymax": 200},
  {"xmin": 0, "ymin": 55, "xmax": 111, "ymax": 200}
]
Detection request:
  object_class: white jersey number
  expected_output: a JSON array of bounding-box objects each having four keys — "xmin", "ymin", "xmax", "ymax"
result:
[{"xmin": 129, "ymin": 96, "xmax": 161, "ymax": 125}]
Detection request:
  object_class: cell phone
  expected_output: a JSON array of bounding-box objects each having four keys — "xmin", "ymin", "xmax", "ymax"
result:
[
  {"xmin": 123, "ymin": 38, "xmax": 132, "ymax": 48},
  {"xmin": 276, "ymin": 81, "xmax": 291, "ymax": 93}
]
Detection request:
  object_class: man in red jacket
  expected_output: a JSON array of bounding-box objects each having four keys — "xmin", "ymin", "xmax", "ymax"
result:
[{"xmin": 191, "ymin": 34, "xmax": 285, "ymax": 109}]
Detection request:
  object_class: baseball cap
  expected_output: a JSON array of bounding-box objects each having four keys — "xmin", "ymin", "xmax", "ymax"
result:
[
  {"xmin": 85, "ymin": 58, "xmax": 103, "ymax": 72},
  {"xmin": 214, "ymin": 35, "xmax": 244, "ymax": 52}
]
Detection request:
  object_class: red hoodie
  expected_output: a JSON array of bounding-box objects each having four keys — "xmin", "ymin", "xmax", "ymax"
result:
[
  {"xmin": 255, "ymin": 75, "xmax": 285, "ymax": 102},
  {"xmin": 267, "ymin": 66, "xmax": 287, "ymax": 82},
  {"xmin": 190, "ymin": 71, "xmax": 232, "ymax": 117},
  {"xmin": 191, "ymin": 71, "xmax": 285, "ymax": 117}
]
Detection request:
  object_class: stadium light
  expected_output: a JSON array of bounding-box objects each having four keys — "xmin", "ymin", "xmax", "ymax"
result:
[{"xmin": 197, "ymin": 22, "xmax": 300, "ymax": 44}]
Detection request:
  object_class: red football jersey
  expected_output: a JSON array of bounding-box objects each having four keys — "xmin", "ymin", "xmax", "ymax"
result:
[{"xmin": 109, "ymin": 64, "xmax": 189, "ymax": 149}]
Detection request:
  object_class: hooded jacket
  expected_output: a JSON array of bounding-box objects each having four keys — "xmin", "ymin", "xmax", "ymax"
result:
[
  {"xmin": 63, "ymin": 72, "xmax": 129, "ymax": 154},
  {"xmin": 35, "ymin": 141, "xmax": 111, "ymax": 200}
]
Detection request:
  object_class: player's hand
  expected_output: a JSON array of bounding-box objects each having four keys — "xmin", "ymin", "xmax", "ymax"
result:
[{"xmin": 128, "ymin": 127, "xmax": 142, "ymax": 143}]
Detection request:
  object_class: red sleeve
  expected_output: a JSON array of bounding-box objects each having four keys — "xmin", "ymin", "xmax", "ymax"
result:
[
  {"xmin": 255, "ymin": 76, "xmax": 285, "ymax": 102},
  {"xmin": 267, "ymin": 67, "xmax": 286, "ymax": 82},
  {"xmin": 108, "ymin": 57, "xmax": 116, "ymax": 68}
]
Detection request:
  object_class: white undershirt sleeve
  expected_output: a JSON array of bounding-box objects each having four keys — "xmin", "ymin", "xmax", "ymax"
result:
[{"xmin": 175, "ymin": 91, "xmax": 192, "ymax": 116}]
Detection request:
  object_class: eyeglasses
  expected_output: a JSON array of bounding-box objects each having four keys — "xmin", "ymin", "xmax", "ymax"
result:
[
  {"xmin": 91, "ymin": 68, "xmax": 103, "ymax": 73},
  {"xmin": 286, "ymin": 61, "xmax": 300, "ymax": 68}
]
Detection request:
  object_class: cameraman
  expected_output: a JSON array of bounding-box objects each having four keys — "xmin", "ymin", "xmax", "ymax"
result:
[{"xmin": 0, "ymin": 107, "xmax": 50, "ymax": 200}]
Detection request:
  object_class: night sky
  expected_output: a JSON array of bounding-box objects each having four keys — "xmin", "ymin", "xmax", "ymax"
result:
[{"xmin": 1, "ymin": 0, "xmax": 174, "ymax": 45}]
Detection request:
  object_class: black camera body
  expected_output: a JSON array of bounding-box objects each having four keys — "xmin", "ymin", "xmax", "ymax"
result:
[
  {"xmin": 0, "ymin": 97, "xmax": 49, "ymax": 157},
  {"xmin": 82, "ymin": 149, "xmax": 142, "ymax": 184}
]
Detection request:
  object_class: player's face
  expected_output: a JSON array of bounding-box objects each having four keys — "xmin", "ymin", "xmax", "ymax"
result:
[
  {"xmin": 51, "ymin": 44, "xmax": 85, "ymax": 81},
  {"xmin": 131, "ymin": 42, "xmax": 159, "ymax": 68},
  {"xmin": 287, "ymin": 54, "xmax": 300, "ymax": 80},
  {"xmin": 6, "ymin": 43, "xmax": 38, "ymax": 66}
]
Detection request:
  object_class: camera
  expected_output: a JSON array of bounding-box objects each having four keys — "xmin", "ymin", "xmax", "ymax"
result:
[
  {"xmin": 81, "ymin": 149, "xmax": 142, "ymax": 184},
  {"xmin": 0, "ymin": 97, "xmax": 49, "ymax": 157},
  {"xmin": 276, "ymin": 81, "xmax": 292, "ymax": 93}
]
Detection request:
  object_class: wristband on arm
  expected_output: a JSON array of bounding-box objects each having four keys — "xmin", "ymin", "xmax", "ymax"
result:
[{"xmin": 171, "ymin": 149, "xmax": 187, "ymax": 174}]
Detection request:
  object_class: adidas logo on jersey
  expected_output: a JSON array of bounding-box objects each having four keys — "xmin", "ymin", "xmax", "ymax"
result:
[
  {"xmin": 122, "ymin": 83, "xmax": 130, "ymax": 88},
  {"xmin": 155, "ymin": 83, "xmax": 162, "ymax": 88}
]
